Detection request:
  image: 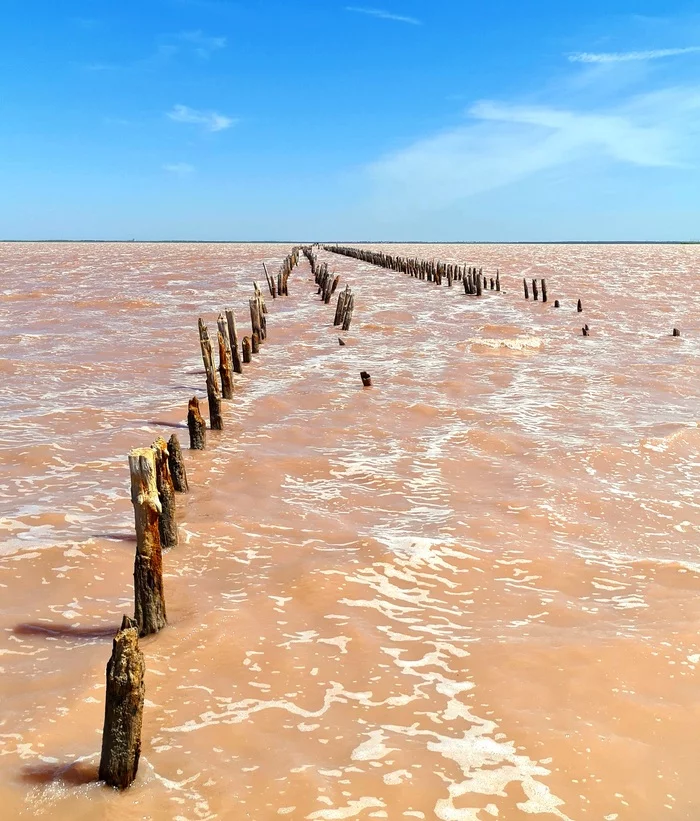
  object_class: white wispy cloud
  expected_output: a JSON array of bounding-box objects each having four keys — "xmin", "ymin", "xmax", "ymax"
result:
[
  {"xmin": 345, "ymin": 6, "xmax": 421, "ymax": 25},
  {"xmin": 164, "ymin": 163, "xmax": 195, "ymax": 175},
  {"xmin": 167, "ymin": 104, "xmax": 236, "ymax": 132},
  {"xmin": 569, "ymin": 46, "xmax": 700, "ymax": 63},
  {"xmin": 366, "ymin": 86, "xmax": 700, "ymax": 211},
  {"xmin": 171, "ymin": 30, "xmax": 227, "ymax": 57}
]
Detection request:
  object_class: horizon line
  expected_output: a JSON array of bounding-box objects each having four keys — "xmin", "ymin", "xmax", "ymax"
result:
[{"xmin": 0, "ymin": 239, "xmax": 699, "ymax": 246}]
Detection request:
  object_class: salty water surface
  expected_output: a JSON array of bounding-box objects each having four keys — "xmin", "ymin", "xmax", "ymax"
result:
[{"xmin": 0, "ymin": 241, "xmax": 699, "ymax": 820}]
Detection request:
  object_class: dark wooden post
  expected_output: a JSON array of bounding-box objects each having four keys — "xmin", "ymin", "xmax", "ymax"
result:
[
  {"xmin": 242, "ymin": 336, "xmax": 252, "ymax": 363},
  {"xmin": 523, "ymin": 278, "xmax": 529, "ymax": 299},
  {"xmin": 532, "ymin": 279, "xmax": 539, "ymax": 301},
  {"xmin": 251, "ymin": 331, "xmax": 260, "ymax": 354},
  {"xmin": 342, "ymin": 294, "xmax": 355, "ymax": 331},
  {"xmin": 187, "ymin": 397, "xmax": 206, "ymax": 450},
  {"xmin": 554, "ymin": 299, "xmax": 560, "ymax": 308},
  {"xmin": 496, "ymin": 271, "xmax": 501, "ymax": 292},
  {"xmin": 129, "ymin": 448, "xmax": 167, "ymax": 637},
  {"xmin": 98, "ymin": 615, "xmax": 145, "ymax": 790},
  {"xmin": 167, "ymin": 434, "xmax": 188, "ymax": 492},
  {"xmin": 360, "ymin": 371, "xmax": 372, "ymax": 387},
  {"xmin": 225, "ymin": 310, "xmax": 243, "ymax": 375},
  {"xmin": 217, "ymin": 331, "xmax": 234, "ymax": 400},
  {"xmin": 577, "ymin": 299, "xmax": 583, "ymax": 313},
  {"xmin": 541, "ymin": 279, "xmax": 547, "ymax": 303},
  {"xmin": 198, "ymin": 319, "xmax": 223, "ymax": 430},
  {"xmin": 673, "ymin": 328, "xmax": 681, "ymax": 337},
  {"xmin": 152, "ymin": 438, "xmax": 177, "ymax": 549}
]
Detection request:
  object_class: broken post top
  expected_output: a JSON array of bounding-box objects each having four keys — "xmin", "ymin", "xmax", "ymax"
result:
[{"xmin": 128, "ymin": 448, "xmax": 162, "ymax": 519}]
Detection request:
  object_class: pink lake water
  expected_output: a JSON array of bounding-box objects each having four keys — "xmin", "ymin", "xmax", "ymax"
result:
[{"xmin": 0, "ymin": 241, "xmax": 699, "ymax": 820}]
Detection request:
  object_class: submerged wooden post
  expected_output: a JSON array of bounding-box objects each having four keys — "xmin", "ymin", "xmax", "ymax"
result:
[
  {"xmin": 129, "ymin": 448, "xmax": 166, "ymax": 637},
  {"xmin": 225, "ymin": 310, "xmax": 243, "ymax": 375},
  {"xmin": 152, "ymin": 438, "xmax": 177, "ymax": 549},
  {"xmin": 523, "ymin": 278, "xmax": 529, "ymax": 299},
  {"xmin": 98, "ymin": 615, "xmax": 145, "ymax": 790},
  {"xmin": 673, "ymin": 328, "xmax": 681, "ymax": 337},
  {"xmin": 582, "ymin": 326, "xmax": 590, "ymax": 336},
  {"xmin": 541, "ymin": 279, "xmax": 547, "ymax": 303},
  {"xmin": 554, "ymin": 299, "xmax": 560, "ymax": 308},
  {"xmin": 167, "ymin": 434, "xmax": 188, "ymax": 492},
  {"xmin": 577, "ymin": 299, "xmax": 583, "ymax": 313},
  {"xmin": 242, "ymin": 336, "xmax": 252, "ymax": 363},
  {"xmin": 360, "ymin": 371, "xmax": 372, "ymax": 387},
  {"xmin": 187, "ymin": 397, "xmax": 206, "ymax": 450}
]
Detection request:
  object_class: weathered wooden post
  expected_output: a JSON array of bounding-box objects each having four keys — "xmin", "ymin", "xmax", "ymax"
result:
[
  {"xmin": 541, "ymin": 279, "xmax": 547, "ymax": 303},
  {"xmin": 98, "ymin": 615, "xmax": 145, "ymax": 790},
  {"xmin": 582, "ymin": 326, "xmax": 590, "ymax": 336},
  {"xmin": 360, "ymin": 371, "xmax": 372, "ymax": 387},
  {"xmin": 554, "ymin": 299, "xmax": 560, "ymax": 308},
  {"xmin": 217, "ymin": 330, "xmax": 234, "ymax": 400},
  {"xmin": 523, "ymin": 278, "xmax": 529, "ymax": 299},
  {"xmin": 496, "ymin": 271, "xmax": 501, "ymax": 292},
  {"xmin": 577, "ymin": 299, "xmax": 583, "ymax": 313},
  {"xmin": 152, "ymin": 438, "xmax": 178, "ymax": 549},
  {"xmin": 242, "ymin": 336, "xmax": 252, "ymax": 364},
  {"xmin": 342, "ymin": 294, "xmax": 355, "ymax": 332},
  {"xmin": 187, "ymin": 397, "xmax": 206, "ymax": 450},
  {"xmin": 251, "ymin": 331, "xmax": 260, "ymax": 354},
  {"xmin": 129, "ymin": 448, "xmax": 166, "ymax": 637},
  {"xmin": 532, "ymin": 279, "xmax": 539, "ymax": 301},
  {"xmin": 225, "ymin": 310, "xmax": 243, "ymax": 375},
  {"xmin": 672, "ymin": 328, "xmax": 681, "ymax": 337},
  {"xmin": 167, "ymin": 434, "xmax": 188, "ymax": 492},
  {"xmin": 249, "ymin": 298, "xmax": 262, "ymax": 343},
  {"xmin": 198, "ymin": 319, "xmax": 223, "ymax": 430}
]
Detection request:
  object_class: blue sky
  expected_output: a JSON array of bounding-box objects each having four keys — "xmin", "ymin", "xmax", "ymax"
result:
[{"xmin": 2, "ymin": 1, "xmax": 700, "ymax": 240}]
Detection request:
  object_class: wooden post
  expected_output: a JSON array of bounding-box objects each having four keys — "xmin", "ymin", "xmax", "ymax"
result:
[
  {"xmin": 342, "ymin": 294, "xmax": 355, "ymax": 331},
  {"xmin": 98, "ymin": 615, "xmax": 145, "ymax": 790},
  {"xmin": 554, "ymin": 299, "xmax": 560, "ymax": 308},
  {"xmin": 152, "ymin": 438, "xmax": 177, "ymax": 549},
  {"xmin": 249, "ymin": 299, "xmax": 262, "ymax": 342},
  {"xmin": 541, "ymin": 279, "xmax": 547, "ymax": 303},
  {"xmin": 225, "ymin": 310, "xmax": 243, "ymax": 375},
  {"xmin": 129, "ymin": 448, "xmax": 166, "ymax": 637},
  {"xmin": 217, "ymin": 331, "xmax": 234, "ymax": 400},
  {"xmin": 582, "ymin": 327, "xmax": 590, "ymax": 336},
  {"xmin": 360, "ymin": 371, "xmax": 372, "ymax": 387},
  {"xmin": 187, "ymin": 397, "xmax": 206, "ymax": 450},
  {"xmin": 167, "ymin": 434, "xmax": 188, "ymax": 493},
  {"xmin": 673, "ymin": 328, "xmax": 681, "ymax": 337},
  {"xmin": 263, "ymin": 262, "xmax": 276, "ymax": 298},
  {"xmin": 334, "ymin": 287, "xmax": 349, "ymax": 327},
  {"xmin": 242, "ymin": 336, "xmax": 252, "ymax": 363},
  {"xmin": 496, "ymin": 271, "xmax": 501, "ymax": 292},
  {"xmin": 198, "ymin": 319, "xmax": 223, "ymax": 430},
  {"xmin": 523, "ymin": 278, "xmax": 529, "ymax": 299},
  {"xmin": 251, "ymin": 331, "xmax": 260, "ymax": 354},
  {"xmin": 577, "ymin": 299, "xmax": 583, "ymax": 313},
  {"xmin": 532, "ymin": 279, "xmax": 539, "ymax": 301}
]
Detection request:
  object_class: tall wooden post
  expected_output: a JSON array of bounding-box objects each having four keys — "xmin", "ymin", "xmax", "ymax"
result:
[
  {"xmin": 152, "ymin": 438, "xmax": 178, "ymax": 549},
  {"xmin": 129, "ymin": 448, "xmax": 167, "ymax": 637},
  {"xmin": 225, "ymin": 310, "xmax": 243, "ymax": 375},
  {"xmin": 167, "ymin": 434, "xmax": 188, "ymax": 492},
  {"xmin": 98, "ymin": 615, "xmax": 145, "ymax": 790}
]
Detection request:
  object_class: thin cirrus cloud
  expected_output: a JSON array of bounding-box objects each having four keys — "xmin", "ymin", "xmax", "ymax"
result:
[
  {"xmin": 345, "ymin": 6, "xmax": 421, "ymax": 25},
  {"xmin": 569, "ymin": 46, "xmax": 700, "ymax": 63},
  {"xmin": 164, "ymin": 163, "xmax": 195, "ymax": 175},
  {"xmin": 169, "ymin": 29, "xmax": 226, "ymax": 57},
  {"xmin": 365, "ymin": 85, "xmax": 700, "ymax": 212},
  {"xmin": 167, "ymin": 104, "xmax": 236, "ymax": 132}
]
